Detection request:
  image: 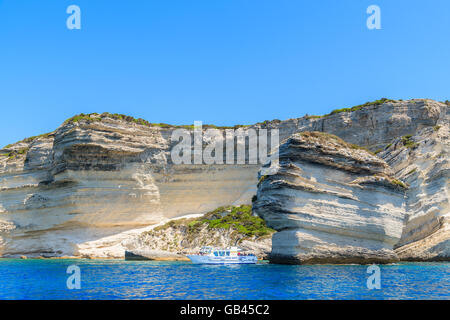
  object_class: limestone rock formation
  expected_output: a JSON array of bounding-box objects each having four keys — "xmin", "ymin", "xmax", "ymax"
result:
[
  {"xmin": 252, "ymin": 100, "xmax": 449, "ymax": 264},
  {"xmin": 0, "ymin": 99, "xmax": 448, "ymax": 260},
  {"xmin": 253, "ymin": 132, "xmax": 407, "ymax": 264},
  {"xmin": 263, "ymin": 98, "xmax": 445, "ymax": 152},
  {"xmin": 0, "ymin": 120, "xmax": 164, "ymax": 257},
  {"xmin": 380, "ymin": 111, "xmax": 449, "ymax": 261}
]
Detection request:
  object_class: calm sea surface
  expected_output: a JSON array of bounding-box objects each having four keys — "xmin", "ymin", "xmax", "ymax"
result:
[{"xmin": 0, "ymin": 259, "xmax": 448, "ymax": 300}]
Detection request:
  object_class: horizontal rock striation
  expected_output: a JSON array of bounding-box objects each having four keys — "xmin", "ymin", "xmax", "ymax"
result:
[
  {"xmin": 0, "ymin": 99, "xmax": 447, "ymax": 259},
  {"xmin": 0, "ymin": 121, "xmax": 165, "ymax": 257},
  {"xmin": 253, "ymin": 132, "xmax": 407, "ymax": 264},
  {"xmin": 380, "ymin": 109, "xmax": 449, "ymax": 261},
  {"xmin": 126, "ymin": 205, "xmax": 274, "ymax": 260},
  {"xmin": 0, "ymin": 116, "xmax": 276, "ymax": 257},
  {"xmin": 265, "ymin": 99, "xmax": 445, "ymax": 151}
]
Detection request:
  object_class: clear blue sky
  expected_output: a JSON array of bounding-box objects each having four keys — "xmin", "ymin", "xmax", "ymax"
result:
[{"xmin": 0, "ymin": 0, "xmax": 449, "ymax": 147}]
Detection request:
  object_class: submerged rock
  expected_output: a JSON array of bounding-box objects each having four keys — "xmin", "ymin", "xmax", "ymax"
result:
[{"xmin": 125, "ymin": 249, "xmax": 189, "ymax": 261}]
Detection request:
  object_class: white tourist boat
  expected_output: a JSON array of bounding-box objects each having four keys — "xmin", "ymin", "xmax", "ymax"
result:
[{"xmin": 187, "ymin": 246, "xmax": 257, "ymax": 264}]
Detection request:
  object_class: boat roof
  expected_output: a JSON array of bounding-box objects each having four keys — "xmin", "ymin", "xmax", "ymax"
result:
[{"xmin": 200, "ymin": 246, "xmax": 243, "ymax": 251}]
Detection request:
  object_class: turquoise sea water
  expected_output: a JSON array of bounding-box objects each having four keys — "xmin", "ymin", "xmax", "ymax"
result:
[{"xmin": 0, "ymin": 259, "xmax": 448, "ymax": 300}]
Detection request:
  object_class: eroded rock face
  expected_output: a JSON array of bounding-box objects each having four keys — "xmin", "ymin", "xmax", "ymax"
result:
[
  {"xmin": 253, "ymin": 132, "xmax": 407, "ymax": 264},
  {"xmin": 0, "ymin": 117, "xmax": 272, "ymax": 257},
  {"xmin": 0, "ymin": 99, "xmax": 447, "ymax": 259},
  {"xmin": 380, "ymin": 109, "xmax": 449, "ymax": 261},
  {"xmin": 265, "ymin": 99, "xmax": 445, "ymax": 151},
  {"xmin": 254, "ymin": 106, "xmax": 450, "ymax": 264},
  {"xmin": 0, "ymin": 122, "xmax": 165, "ymax": 257},
  {"xmin": 253, "ymin": 100, "xmax": 449, "ymax": 264}
]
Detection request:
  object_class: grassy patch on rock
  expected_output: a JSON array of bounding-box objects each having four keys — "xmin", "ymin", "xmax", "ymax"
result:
[
  {"xmin": 299, "ymin": 131, "xmax": 375, "ymax": 155},
  {"xmin": 0, "ymin": 147, "xmax": 30, "ymax": 160},
  {"xmin": 391, "ymin": 179, "xmax": 408, "ymax": 189},
  {"xmin": 64, "ymin": 113, "xmax": 152, "ymax": 126},
  {"xmin": 63, "ymin": 112, "xmax": 248, "ymax": 130},
  {"xmin": 2, "ymin": 132, "xmax": 53, "ymax": 150},
  {"xmin": 325, "ymin": 98, "xmax": 395, "ymax": 117},
  {"xmin": 154, "ymin": 205, "xmax": 275, "ymax": 239},
  {"xmin": 372, "ymin": 173, "xmax": 409, "ymax": 190}
]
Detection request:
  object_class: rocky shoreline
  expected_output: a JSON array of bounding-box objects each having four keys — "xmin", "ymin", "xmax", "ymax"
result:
[{"xmin": 0, "ymin": 98, "xmax": 448, "ymax": 263}]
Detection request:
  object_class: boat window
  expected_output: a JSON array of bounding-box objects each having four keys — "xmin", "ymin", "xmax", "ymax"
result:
[
  {"xmin": 226, "ymin": 252, "xmax": 230, "ymax": 256},
  {"xmin": 214, "ymin": 251, "xmax": 218, "ymax": 256}
]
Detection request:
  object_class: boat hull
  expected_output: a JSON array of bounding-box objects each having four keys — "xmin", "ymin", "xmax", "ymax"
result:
[{"xmin": 187, "ymin": 255, "xmax": 257, "ymax": 264}]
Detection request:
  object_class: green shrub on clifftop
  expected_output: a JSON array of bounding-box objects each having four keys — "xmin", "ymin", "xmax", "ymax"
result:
[
  {"xmin": 326, "ymin": 98, "xmax": 395, "ymax": 116},
  {"xmin": 299, "ymin": 131, "xmax": 375, "ymax": 155},
  {"xmin": 64, "ymin": 112, "xmax": 247, "ymax": 130}
]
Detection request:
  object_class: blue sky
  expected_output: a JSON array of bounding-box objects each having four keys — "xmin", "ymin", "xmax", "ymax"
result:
[{"xmin": 0, "ymin": 0, "xmax": 449, "ymax": 147}]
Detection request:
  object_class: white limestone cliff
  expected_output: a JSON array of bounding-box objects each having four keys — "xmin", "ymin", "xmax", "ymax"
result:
[
  {"xmin": 380, "ymin": 111, "xmax": 449, "ymax": 261},
  {"xmin": 0, "ymin": 116, "xmax": 268, "ymax": 257},
  {"xmin": 0, "ymin": 99, "xmax": 448, "ymax": 261},
  {"xmin": 253, "ymin": 132, "xmax": 407, "ymax": 264}
]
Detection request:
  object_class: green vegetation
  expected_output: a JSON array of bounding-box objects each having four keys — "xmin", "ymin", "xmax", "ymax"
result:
[
  {"xmin": 392, "ymin": 179, "xmax": 408, "ymax": 189},
  {"xmin": 374, "ymin": 173, "xmax": 408, "ymax": 189},
  {"xmin": 63, "ymin": 112, "xmax": 248, "ymax": 130},
  {"xmin": 3, "ymin": 97, "xmax": 430, "ymax": 151},
  {"xmin": 64, "ymin": 113, "xmax": 152, "ymax": 126},
  {"xmin": 325, "ymin": 98, "xmax": 395, "ymax": 116},
  {"xmin": 406, "ymin": 168, "xmax": 417, "ymax": 175},
  {"xmin": 256, "ymin": 120, "xmax": 271, "ymax": 126},
  {"xmin": 401, "ymin": 135, "xmax": 417, "ymax": 149},
  {"xmin": 154, "ymin": 205, "xmax": 275, "ymax": 239},
  {"xmin": 2, "ymin": 132, "xmax": 53, "ymax": 150},
  {"xmin": 374, "ymin": 148, "xmax": 383, "ymax": 154},
  {"xmin": 305, "ymin": 115, "xmax": 323, "ymax": 119},
  {"xmin": 199, "ymin": 124, "xmax": 251, "ymax": 130},
  {"xmin": 199, "ymin": 205, "xmax": 275, "ymax": 238},
  {"xmin": 300, "ymin": 131, "xmax": 340, "ymax": 141},
  {"xmin": 1, "ymin": 147, "xmax": 30, "ymax": 160},
  {"xmin": 433, "ymin": 125, "xmax": 441, "ymax": 132},
  {"xmin": 21, "ymin": 132, "xmax": 53, "ymax": 144},
  {"xmin": 299, "ymin": 131, "xmax": 374, "ymax": 155},
  {"xmin": 258, "ymin": 175, "xmax": 268, "ymax": 185}
]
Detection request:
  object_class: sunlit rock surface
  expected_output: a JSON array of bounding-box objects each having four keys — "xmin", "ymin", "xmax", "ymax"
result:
[
  {"xmin": 0, "ymin": 117, "xmax": 275, "ymax": 257},
  {"xmin": 0, "ymin": 99, "xmax": 448, "ymax": 260},
  {"xmin": 253, "ymin": 132, "xmax": 407, "ymax": 264},
  {"xmin": 0, "ymin": 121, "xmax": 165, "ymax": 257},
  {"xmin": 380, "ymin": 109, "xmax": 449, "ymax": 261}
]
